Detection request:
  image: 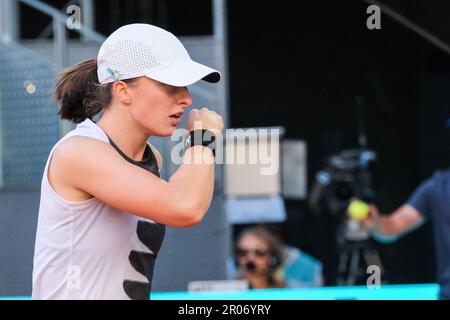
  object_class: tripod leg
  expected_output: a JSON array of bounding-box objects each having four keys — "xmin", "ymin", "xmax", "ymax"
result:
[
  {"xmin": 337, "ymin": 251, "xmax": 349, "ymax": 286},
  {"xmin": 363, "ymin": 249, "xmax": 384, "ymax": 276},
  {"xmin": 347, "ymin": 249, "xmax": 361, "ymax": 286}
]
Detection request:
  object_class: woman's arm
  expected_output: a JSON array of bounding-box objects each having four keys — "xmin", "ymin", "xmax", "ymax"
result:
[{"xmin": 53, "ymin": 135, "xmax": 215, "ymax": 228}]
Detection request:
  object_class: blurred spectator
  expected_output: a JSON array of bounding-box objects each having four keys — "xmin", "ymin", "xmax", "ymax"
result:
[
  {"xmin": 233, "ymin": 226, "xmax": 286, "ymax": 289},
  {"xmin": 229, "ymin": 226, "xmax": 323, "ymax": 289}
]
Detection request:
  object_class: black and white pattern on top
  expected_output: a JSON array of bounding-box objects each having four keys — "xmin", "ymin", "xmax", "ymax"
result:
[
  {"xmin": 123, "ymin": 220, "xmax": 166, "ymax": 300},
  {"xmin": 106, "ymin": 135, "xmax": 166, "ymax": 300}
]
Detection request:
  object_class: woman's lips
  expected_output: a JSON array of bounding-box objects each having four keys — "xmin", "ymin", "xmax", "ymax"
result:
[
  {"xmin": 169, "ymin": 112, "xmax": 183, "ymax": 126},
  {"xmin": 169, "ymin": 115, "xmax": 181, "ymax": 126}
]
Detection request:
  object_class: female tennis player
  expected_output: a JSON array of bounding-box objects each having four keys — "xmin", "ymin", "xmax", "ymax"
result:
[{"xmin": 32, "ymin": 24, "xmax": 223, "ymax": 300}]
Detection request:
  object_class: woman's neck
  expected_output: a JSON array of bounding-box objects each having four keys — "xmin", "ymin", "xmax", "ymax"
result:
[{"xmin": 96, "ymin": 111, "xmax": 150, "ymax": 161}]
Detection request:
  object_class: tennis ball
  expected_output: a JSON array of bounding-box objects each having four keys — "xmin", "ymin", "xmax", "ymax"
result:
[{"xmin": 348, "ymin": 199, "xmax": 369, "ymax": 220}]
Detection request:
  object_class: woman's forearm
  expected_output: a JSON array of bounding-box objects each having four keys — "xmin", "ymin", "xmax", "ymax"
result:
[{"xmin": 168, "ymin": 146, "xmax": 215, "ymax": 225}]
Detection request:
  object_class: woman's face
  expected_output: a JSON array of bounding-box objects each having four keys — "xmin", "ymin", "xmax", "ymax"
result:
[
  {"xmin": 236, "ymin": 234, "xmax": 271, "ymax": 275},
  {"xmin": 127, "ymin": 77, "xmax": 192, "ymax": 136}
]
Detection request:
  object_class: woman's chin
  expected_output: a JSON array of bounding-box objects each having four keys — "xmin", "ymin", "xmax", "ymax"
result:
[{"xmin": 152, "ymin": 127, "xmax": 178, "ymax": 137}]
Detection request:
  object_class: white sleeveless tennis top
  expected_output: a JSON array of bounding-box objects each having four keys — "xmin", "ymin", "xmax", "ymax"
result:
[{"xmin": 32, "ymin": 119, "xmax": 166, "ymax": 300}]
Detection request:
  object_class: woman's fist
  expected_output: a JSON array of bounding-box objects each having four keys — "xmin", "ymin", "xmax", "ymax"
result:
[{"xmin": 186, "ymin": 108, "xmax": 224, "ymax": 136}]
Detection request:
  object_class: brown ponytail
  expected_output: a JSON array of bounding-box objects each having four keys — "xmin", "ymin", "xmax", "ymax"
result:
[{"xmin": 54, "ymin": 59, "xmax": 112, "ymax": 123}]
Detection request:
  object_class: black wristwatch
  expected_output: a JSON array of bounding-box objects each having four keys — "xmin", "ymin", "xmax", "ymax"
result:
[{"xmin": 184, "ymin": 130, "xmax": 217, "ymax": 157}]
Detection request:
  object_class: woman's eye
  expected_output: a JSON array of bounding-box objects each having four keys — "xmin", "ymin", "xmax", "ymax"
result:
[
  {"xmin": 162, "ymin": 84, "xmax": 188, "ymax": 97},
  {"xmin": 161, "ymin": 84, "xmax": 177, "ymax": 94}
]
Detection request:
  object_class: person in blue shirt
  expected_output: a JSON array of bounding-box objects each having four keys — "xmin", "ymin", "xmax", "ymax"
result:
[{"xmin": 363, "ymin": 119, "xmax": 450, "ymax": 299}]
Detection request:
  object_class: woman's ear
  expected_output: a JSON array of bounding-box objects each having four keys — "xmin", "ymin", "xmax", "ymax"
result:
[{"xmin": 112, "ymin": 81, "xmax": 133, "ymax": 104}]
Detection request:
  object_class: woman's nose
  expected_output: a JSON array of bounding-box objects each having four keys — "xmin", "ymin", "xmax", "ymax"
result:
[{"xmin": 178, "ymin": 87, "xmax": 192, "ymax": 107}]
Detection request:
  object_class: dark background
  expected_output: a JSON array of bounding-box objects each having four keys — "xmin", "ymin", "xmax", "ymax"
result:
[
  {"xmin": 226, "ymin": 0, "xmax": 450, "ymax": 286},
  {"xmin": 20, "ymin": 0, "xmax": 450, "ymax": 285}
]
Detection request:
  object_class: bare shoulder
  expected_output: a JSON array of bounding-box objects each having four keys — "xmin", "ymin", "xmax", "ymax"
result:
[
  {"xmin": 57, "ymin": 135, "xmax": 110, "ymax": 150},
  {"xmin": 48, "ymin": 136, "xmax": 119, "ymax": 201},
  {"xmin": 52, "ymin": 135, "xmax": 118, "ymax": 172}
]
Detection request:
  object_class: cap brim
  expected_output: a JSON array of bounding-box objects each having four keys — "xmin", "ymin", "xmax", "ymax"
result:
[{"xmin": 145, "ymin": 60, "xmax": 221, "ymax": 87}]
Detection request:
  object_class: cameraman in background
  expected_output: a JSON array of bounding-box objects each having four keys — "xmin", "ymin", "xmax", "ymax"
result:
[{"xmin": 363, "ymin": 119, "xmax": 450, "ymax": 300}]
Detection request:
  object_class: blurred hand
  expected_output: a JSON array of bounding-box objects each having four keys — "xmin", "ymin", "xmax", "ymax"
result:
[
  {"xmin": 186, "ymin": 108, "xmax": 224, "ymax": 136},
  {"xmin": 361, "ymin": 204, "xmax": 381, "ymax": 229}
]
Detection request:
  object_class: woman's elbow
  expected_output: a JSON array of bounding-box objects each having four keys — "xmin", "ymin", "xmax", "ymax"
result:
[
  {"xmin": 172, "ymin": 203, "xmax": 206, "ymax": 228},
  {"xmin": 182, "ymin": 213, "xmax": 203, "ymax": 228}
]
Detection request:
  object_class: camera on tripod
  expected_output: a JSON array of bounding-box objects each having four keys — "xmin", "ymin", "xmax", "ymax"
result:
[
  {"xmin": 309, "ymin": 148, "xmax": 383, "ymax": 285},
  {"xmin": 309, "ymin": 148, "xmax": 377, "ymax": 219}
]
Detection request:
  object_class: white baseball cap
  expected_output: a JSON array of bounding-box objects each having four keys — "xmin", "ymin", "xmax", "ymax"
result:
[{"xmin": 97, "ymin": 23, "xmax": 221, "ymax": 87}]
